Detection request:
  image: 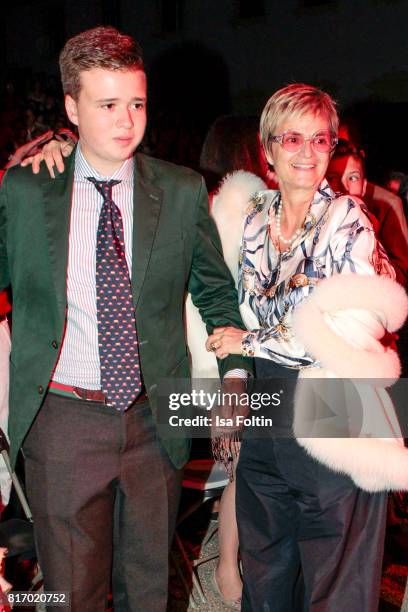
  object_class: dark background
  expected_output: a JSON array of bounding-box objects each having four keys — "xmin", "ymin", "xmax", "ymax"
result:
[{"xmin": 1, "ymin": 0, "xmax": 408, "ymax": 180}]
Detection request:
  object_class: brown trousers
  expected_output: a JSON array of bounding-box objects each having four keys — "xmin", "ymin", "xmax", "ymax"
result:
[{"xmin": 23, "ymin": 392, "xmax": 182, "ymax": 611}]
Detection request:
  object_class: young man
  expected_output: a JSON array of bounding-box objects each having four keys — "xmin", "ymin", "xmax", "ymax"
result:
[{"xmin": 0, "ymin": 27, "xmax": 252, "ymax": 611}]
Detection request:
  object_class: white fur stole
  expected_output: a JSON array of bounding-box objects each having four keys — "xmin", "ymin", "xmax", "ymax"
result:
[
  {"xmin": 186, "ymin": 171, "xmax": 266, "ymax": 379},
  {"xmin": 292, "ymin": 274, "xmax": 408, "ymax": 492}
]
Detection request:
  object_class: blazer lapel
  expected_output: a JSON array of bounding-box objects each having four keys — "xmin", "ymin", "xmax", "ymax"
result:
[
  {"xmin": 132, "ymin": 154, "xmax": 163, "ymax": 308},
  {"xmin": 41, "ymin": 152, "xmax": 75, "ymax": 327},
  {"xmin": 42, "ymin": 151, "xmax": 161, "ymax": 322}
]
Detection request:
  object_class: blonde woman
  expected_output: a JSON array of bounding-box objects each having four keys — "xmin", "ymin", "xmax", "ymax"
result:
[{"xmin": 206, "ymin": 84, "xmax": 407, "ymax": 611}]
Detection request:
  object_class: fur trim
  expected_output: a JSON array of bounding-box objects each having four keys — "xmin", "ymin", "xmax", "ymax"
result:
[
  {"xmin": 294, "ymin": 374, "xmax": 407, "ymax": 491},
  {"xmin": 296, "ymin": 436, "xmax": 408, "ymax": 493},
  {"xmin": 292, "ymin": 275, "xmax": 408, "ymax": 380},
  {"xmin": 212, "ymin": 171, "xmax": 267, "ymax": 282},
  {"xmin": 185, "ymin": 171, "xmax": 266, "ymax": 378},
  {"xmin": 293, "ymin": 274, "xmax": 408, "ymax": 492},
  {"xmin": 185, "ymin": 294, "xmax": 218, "ymax": 379}
]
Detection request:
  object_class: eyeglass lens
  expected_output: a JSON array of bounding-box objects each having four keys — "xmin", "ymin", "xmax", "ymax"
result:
[{"xmin": 282, "ymin": 131, "xmax": 334, "ymax": 153}]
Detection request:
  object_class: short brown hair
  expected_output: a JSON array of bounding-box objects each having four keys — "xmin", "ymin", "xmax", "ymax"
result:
[
  {"xmin": 260, "ymin": 83, "xmax": 338, "ymax": 157},
  {"xmin": 59, "ymin": 26, "xmax": 144, "ymax": 100}
]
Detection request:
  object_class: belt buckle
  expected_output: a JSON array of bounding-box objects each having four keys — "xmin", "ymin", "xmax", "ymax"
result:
[{"xmin": 72, "ymin": 387, "xmax": 108, "ymax": 404}]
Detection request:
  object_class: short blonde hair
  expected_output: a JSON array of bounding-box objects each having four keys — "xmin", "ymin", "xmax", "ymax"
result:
[{"xmin": 260, "ymin": 83, "xmax": 338, "ymax": 155}]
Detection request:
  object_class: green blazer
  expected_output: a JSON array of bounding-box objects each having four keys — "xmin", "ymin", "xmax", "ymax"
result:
[{"xmin": 0, "ymin": 150, "xmax": 252, "ymax": 468}]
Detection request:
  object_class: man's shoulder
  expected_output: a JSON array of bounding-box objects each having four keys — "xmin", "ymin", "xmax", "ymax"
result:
[
  {"xmin": 136, "ymin": 153, "xmax": 204, "ymax": 188},
  {"xmin": 1, "ymin": 162, "xmax": 54, "ymax": 192}
]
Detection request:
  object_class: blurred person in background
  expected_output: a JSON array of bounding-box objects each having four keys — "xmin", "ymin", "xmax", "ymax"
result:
[
  {"xmin": 196, "ymin": 114, "xmax": 275, "ymax": 608},
  {"xmin": 326, "ymin": 141, "xmax": 408, "ymax": 287},
  {"xmin": 199, "ymin": 114, "xmax": 277, "ymax": 195},
  {"xmin": 384, "ymin": 170, "xmax": 407, "ymax": 196}
]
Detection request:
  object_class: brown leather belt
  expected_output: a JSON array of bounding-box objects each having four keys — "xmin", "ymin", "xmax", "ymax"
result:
[{"xmin": 49, "ymin": 381, "xmax": 148, "ymax": 406}]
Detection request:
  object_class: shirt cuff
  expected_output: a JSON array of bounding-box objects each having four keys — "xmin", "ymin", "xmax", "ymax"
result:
[{"xmin": 223, "ymin": 368, "xmax": 248, "ymax": 379}]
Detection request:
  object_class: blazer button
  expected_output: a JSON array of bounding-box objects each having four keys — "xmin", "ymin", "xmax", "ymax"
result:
[
  {"xmin": 51, "ymin": 340, "xmax": 58, "ymax": 349},
  {"xmin": 37, "ymin": 385, "xmax": 44, "ymax": 395}
]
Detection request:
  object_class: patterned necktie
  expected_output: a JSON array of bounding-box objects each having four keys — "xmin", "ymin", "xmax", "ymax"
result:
[{"xmin": 87, "ymin": 177, "xmax": 142, "ymax": 410}]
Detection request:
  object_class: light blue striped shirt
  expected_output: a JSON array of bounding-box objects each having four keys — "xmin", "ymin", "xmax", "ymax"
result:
[{"xmin": 53, "ymin": 145, "xmax": 134, "ymax": 389}]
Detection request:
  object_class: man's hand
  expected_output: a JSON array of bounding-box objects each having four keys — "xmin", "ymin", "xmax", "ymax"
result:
[
  {"xmin": 206, "ymin": 326, "xmax": 247, "ymax": 359},
  {"xmin": 21, "ymin": 131, "xmax": 76, "ymax": 178}
]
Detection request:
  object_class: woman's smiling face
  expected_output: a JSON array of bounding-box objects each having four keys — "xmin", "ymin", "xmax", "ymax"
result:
[{"xmin": 267, "ymin": 112, "xmax": 332, "ymax": 196}]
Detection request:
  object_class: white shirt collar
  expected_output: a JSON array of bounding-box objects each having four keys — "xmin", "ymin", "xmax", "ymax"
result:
[{"xmin": 74, "ymin": 143, "xmax": 134, "ymax": 183}]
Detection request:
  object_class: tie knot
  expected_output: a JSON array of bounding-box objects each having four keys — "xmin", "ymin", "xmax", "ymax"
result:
[{"xmin": 87, "ymin": 177, "xmax": 121, "ymax": 200}]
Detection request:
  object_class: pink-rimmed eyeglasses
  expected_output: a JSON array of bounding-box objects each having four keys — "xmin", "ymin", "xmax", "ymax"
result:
[{"xmin": 270, "ymin": 130, "xmax": 338, "ymax": 153}]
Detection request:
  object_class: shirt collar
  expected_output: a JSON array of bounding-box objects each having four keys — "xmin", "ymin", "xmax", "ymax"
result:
[
  {"xmin": 312, "ymin": 178, "xmax": 336, "ymax": 205},
  {"xmin": 74, "ymin": 143, "xmax": 134, "ymax": 183},
  {"xmin": 248, "ymin": 178, "xmax": 335, "ymax": 215}
]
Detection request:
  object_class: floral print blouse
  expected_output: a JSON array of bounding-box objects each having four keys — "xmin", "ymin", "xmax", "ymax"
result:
[{"xmin": 238, "ymin": 179, "xmax": 394, "ymax": 367}]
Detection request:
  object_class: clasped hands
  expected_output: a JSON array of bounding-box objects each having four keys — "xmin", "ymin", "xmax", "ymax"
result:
[{"xmin": 205, "ymin": 326, "xmax": 247, "ymax": 359}]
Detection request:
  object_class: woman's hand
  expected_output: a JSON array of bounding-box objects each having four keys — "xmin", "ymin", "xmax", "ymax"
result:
[
  {"xmin": 21, "ymin": 132, "xmax": 76, "ymax": 178},
  {"xmin": 206, "ymin": 326, "xmax": 247, "ymax": 358}
]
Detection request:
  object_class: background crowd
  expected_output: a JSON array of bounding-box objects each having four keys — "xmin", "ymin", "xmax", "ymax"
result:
[{"xmin": 1, "ymin": 71, "xmax": 408, "ymax": 212}]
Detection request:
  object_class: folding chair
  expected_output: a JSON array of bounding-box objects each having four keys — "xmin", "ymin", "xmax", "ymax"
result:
[{"xmin": 171, "ymin": 458, "xmax": 229, "ymax": 608}]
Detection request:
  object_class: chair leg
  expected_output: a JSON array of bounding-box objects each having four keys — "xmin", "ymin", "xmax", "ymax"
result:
[
  {"xmin": 170, "ymin": 549, "xmax": 198, "ymax": 609},
  {"xmin": 29, "ymin": 563, "xmax": 43, "ymax": 589},
  {"xmin": 173, "ymin": 532, "xmax": 207, "ymax": 604},
  {"xmin": 201, "ymin": 524, "xmax": 218, "ymax": 548},
  {"xmin": 191, "ymin": 570, "xmax": 207, "ymax": 604},
  {"xmin": 193, "ymin": 550, "xmax": 219, "ymax": 569}
]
